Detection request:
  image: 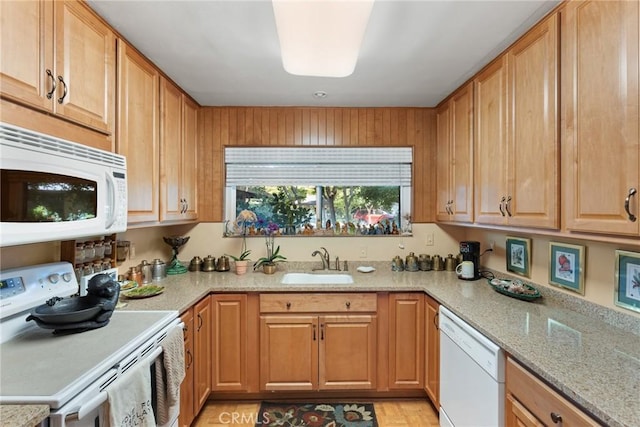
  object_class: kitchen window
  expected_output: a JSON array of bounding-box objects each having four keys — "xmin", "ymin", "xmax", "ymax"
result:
[{"xmin": 224, "ymin": 147, "xmax": 412, "ymax": 236}]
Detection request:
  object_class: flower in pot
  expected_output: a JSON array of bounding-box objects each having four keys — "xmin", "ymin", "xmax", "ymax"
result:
[
  {"xmin": 253, "ymin": 223, "xmax": 286, "ymax": 274},
  {"xmin": 226, "ymin": 209, "xmax": 257, "ymax": 275},
  {"xmin": 228, "ymin": 249, "xmax": 251, "ymax": 275}
]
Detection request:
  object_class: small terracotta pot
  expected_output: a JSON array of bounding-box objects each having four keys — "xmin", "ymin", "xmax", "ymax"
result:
[
  {"xmin": 262, "ymin": 263, "xmax": 277, "ymax": 275},
  {"xmin": 235, "ymin": 260, "xmax": 249, "ymax": 275}
]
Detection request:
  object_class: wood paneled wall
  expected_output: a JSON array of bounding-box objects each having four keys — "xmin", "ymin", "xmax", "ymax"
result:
[{"xmin": 197, "ymin": 107, "xmax": 436, "ymax": 223}]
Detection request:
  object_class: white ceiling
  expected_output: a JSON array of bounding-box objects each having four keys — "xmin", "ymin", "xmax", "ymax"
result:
[{"xmin": 87, "ymin": 0, "xmax": 561, "ymax": 108}]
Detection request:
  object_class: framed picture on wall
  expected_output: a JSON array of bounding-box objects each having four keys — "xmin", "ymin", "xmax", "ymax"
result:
[
  {"xmin": 549, "ymin": 242, "xmax": 585, "ymax": 295},
  {"xmin": 614, "ymin": 250, "xmax": 640, "ymax": 313},
  {"xmin": 506, "ymin": 236, "xmax": 531, "ymax": 278}
]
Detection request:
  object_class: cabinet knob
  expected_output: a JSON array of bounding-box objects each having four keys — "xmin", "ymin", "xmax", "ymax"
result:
[
  {"xmin": 550, "ymin": 412, "xmax": 562, "ymax": 424},
  {"xmin": 286, "ymin": 302, "xmax": 291, "ymax": 309},
  {"xmin": 345, "ymin": 301, "xmax": 351, "ymax": 309}
]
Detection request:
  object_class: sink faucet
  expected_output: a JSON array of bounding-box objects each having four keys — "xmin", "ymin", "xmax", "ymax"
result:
[{"xmin": 311, "ymin": 247, "xmax": 330, "ymax": 270}]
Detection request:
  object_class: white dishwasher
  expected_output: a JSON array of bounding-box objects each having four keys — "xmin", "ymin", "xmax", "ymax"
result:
[{"xmin": 439, "ymin": 306, "xmax": 505, "ymax": 427}]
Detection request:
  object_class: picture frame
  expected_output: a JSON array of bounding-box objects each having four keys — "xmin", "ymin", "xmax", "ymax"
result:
[
  {"xmin": 614, "ymin": 250, "xmax": 640, "ymax": 313},
  {"xmin": 549, "ymin": 242, "xmax": 585, "ymax": 295},
  {"xmin": 506, "ymin": 236, "xmax": 531, "ymax": 278}
]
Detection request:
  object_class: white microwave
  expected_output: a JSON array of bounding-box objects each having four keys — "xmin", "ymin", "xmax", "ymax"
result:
[{"xmin": 0, "ymin": 123, "xmax": 127, "ymax": 247}]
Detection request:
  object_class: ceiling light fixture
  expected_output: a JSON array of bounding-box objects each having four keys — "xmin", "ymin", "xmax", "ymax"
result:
[
  {"xmin": 272, "ymin": 0, "xmax": 375, "ymax": 78},
  {"xmin": 313, "ymin": 90, "xmax": 327, "ymax": 99}
]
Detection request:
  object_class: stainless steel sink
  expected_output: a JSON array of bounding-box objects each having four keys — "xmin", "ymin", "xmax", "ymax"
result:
[{"xmin": 281, "ymin": 272, "xmax": 354, "ymax": 285}]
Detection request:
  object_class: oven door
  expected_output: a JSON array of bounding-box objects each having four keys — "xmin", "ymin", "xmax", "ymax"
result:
[{"xmin": 45, "ymin": 335, "xmax": 180, "ymax": 427}]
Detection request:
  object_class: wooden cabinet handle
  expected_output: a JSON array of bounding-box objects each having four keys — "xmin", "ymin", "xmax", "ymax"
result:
[
  {"xmin": 550, "ymin": 412, "xmax": 562, "ymax": 424},
  {"xmin": 186, "ymin": 349, "xmax": 193, "ymax": 369},
  {"xmin": 286, "ymin": 302, "xmax": 291, "ymax": 309},
  {"xmin": 625, "ymin": 188, "xmax": 637, "ymax": 222},
  {"xmin": 499, "ymin": 196, "xmax": 506, "ymax": 216},
  {"xmin": 57, "ymin": 76, "xmax": 67, "ymax": 104},
  {"xmin": 505, "ymin": 196, "xmax": 513, "ymax": 217},
  {"xmin": 45, "ymin": 69, "xmax": 56, "ymax": 99}
]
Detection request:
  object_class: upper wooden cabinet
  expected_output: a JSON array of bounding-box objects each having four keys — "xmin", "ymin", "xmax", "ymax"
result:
[
  {"xmin": 116, "ymin": 40, "xmax": 160, "ymax": 224},
  {"xmin": 561, "ymin": 0, "xmax": 639, "ymax": 236},
  {"xmin": 436, "ymin": 83, "xmax": 474, "ymax": 223},
  {"xmin": 0, "ymin": 0, "xmax": 115, "ymax": 135},
  {"xmin": 160, "ymin": 77, "xmax": 199, "ymax": 222},
  {"xmin": 474, "ymin": 13, "xmax": 559, "ymax": 229}
]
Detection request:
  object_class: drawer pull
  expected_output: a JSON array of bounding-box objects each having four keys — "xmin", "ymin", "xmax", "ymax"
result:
[
  {"xmin": 286, "ymin": 302, "xmax": 291, "ymax": 309},
  {"xmin": 345, "ymin": 301, "xmax": 351, "ymax": 309},
  {"xmin": 46, "ymin": 69, "xmax": 56, "ymax": 99},
  {"xmin": 550, "ymin": 412, "xmax": 562, "ymax": 424},
  {"xmin": 625, "ymin": 188, "xmax": 637, "ymax": 222}
]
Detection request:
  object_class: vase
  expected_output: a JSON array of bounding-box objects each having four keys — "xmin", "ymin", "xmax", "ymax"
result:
[
  {"xmin": 262, "ymin": 263, "xmax": 277, "ymax": 274},
  {"xmin": 235, "ymin": 260, "xmax": 249, "ymax": 275},
  {"xmin": 285, "ymin": 225, "xmax": 296, "ymax": 235}
]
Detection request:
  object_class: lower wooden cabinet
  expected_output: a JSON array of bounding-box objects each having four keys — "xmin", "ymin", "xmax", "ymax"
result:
[
  {"xmin": 424, "ymin": 295, "xmax": 440, "ymax": 408},
  {"xmin": 259, "ymin": 293, "xmax": 377, "ymax": 391},
  {"xmin": 388, "ymin": 293, "xmax": 424, "ymax": 389},
  {"xmin": 193, "ymin": 296, "xmax": 212, "ymax": 415},
  {"xmin": 211, "ymin": 294, "xmax": 248, "ymax": 392},
  {"xmin": 506, "ymin": 357, "xmax": 599, "ymax": 427},
  {"xmin": 178, "ymin": 308, "xmax": 194, "ymax": 427}
]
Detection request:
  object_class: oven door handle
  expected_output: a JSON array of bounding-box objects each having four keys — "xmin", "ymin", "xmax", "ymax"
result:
[{"xmin": 69, "ymin": 345, "xmax": 164, "ymax": 422}]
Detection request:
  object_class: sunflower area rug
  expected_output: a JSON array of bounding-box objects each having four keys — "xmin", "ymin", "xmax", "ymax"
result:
[{"xmin": 256, "ymin": 402, "xmax": 378, "ymax": 427}]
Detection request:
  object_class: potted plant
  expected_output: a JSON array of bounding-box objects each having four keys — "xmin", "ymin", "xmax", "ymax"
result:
[
  {"xmin": 226, "ymin": 209, "xmax": 257, "ymax": 275},
  {"xmin": 254, "ymin": 223, "xmax": 286, "ymax": 274},
  {"xmin": 229, "ymin": 249, "xmax": 251, "ymax": 275}
]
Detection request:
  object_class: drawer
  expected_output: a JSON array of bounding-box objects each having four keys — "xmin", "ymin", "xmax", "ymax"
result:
[
  {"xmin": 506, "ymin": 358, "xmax": 599, "ymax": 426},
  {"xmin": 260, "ymin": 293, "xmax": 377, "ymax": 313}
]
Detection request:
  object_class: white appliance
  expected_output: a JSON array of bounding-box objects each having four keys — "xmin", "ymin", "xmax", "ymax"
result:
[
  {"xmin": 0, "ymin": 122, "xmax": 127, "ymax": 247},
  {"xmin": 0, "ymin": 262, "xmax": 180, "ymax": 427},
  {"xmin": 439, "ymin": 306, "xmax": 505, "ymax": 427}
]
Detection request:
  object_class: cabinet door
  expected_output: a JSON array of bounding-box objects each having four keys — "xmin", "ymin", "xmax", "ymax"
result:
[
  {"xmin": 182, "ymin": 97, "xmax": 199, "ymax": 220},
  {"xmin": 116, "ymin": 40, "xmax": 160, "ymax": 224},
  {"xmin": 561, "ymin": 0, "xmax": 639, "ymax": 236},
  {"xmin": 388, "ymin": 293, "xmax": 424, "ymax": 389},
  {"xmin": 436, "ymin": 102, "xmax": 452, "ymax": 221},
  {"xmin": 506, "ymin": 394, "xmax": 544, "ymax": 427},
  {"xmin": 260, "ymin": 315, "xmax": 318, "ymax": 391},
  {"xmin": 160, "ymin": 77, "xmax": 184, "ymax": 222},
  {"xmin": 450, "ymin": 83, "xmax": 474, "ymax": 223},
  {"xmin": 508, "ymin": 13, "xmax": 559, "ymax": 229},
  {"xmin": 424, "ymin": 296, "xmax": 440, "ymax": 408},
  {"xmin": 178, "ymin": 309, "xmax": 195, "ymax": 427},
  {"xmin": 474, "ymin": 56, "xmax": 508, "ymax": 225},
  {"xmin": 54, "ymin": 0, "xmax": 115, "ymax": 135},
  {"xmin": 319, "ymin": 315, "xmax": 377, "ymax": 390},
  {"xmin": 194, "ymin": 296, "xmax": 212, "ymax": 414},
  {"xmin": 211, "ymin": 294, "xmax": 247, "ymax": 391},
  {"xmin": 0, "ymin": 0, "xmax": 53, "ymax": 111}
]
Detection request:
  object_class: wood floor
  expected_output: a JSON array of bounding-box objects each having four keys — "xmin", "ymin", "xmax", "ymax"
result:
[{"xmin": 193, "ymin": 399, "xmax": 440, "ymax": 426}]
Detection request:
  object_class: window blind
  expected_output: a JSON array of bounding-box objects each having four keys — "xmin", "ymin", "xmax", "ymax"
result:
[{"xmin": 225, "ymin": 147, "xmax": 412, "ymax": 187}]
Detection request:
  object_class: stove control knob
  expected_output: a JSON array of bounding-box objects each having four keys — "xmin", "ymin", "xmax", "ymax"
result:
[
  {"xmin": 62, "ymin": 272, "xmax": 73, "ymax": 282},
  {"xmin": 48, "ymin": 274, "xmax": 60, "ymax": 284}
]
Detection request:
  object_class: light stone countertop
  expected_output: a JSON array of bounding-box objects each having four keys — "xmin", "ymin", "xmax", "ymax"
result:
[
  {"xmin": 11, "ymin": 262, "xmax": 638, "ymax": 426},
  {"xmin": 0, "ymin": 404, "xmax": 49, "ymax": 427}
]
